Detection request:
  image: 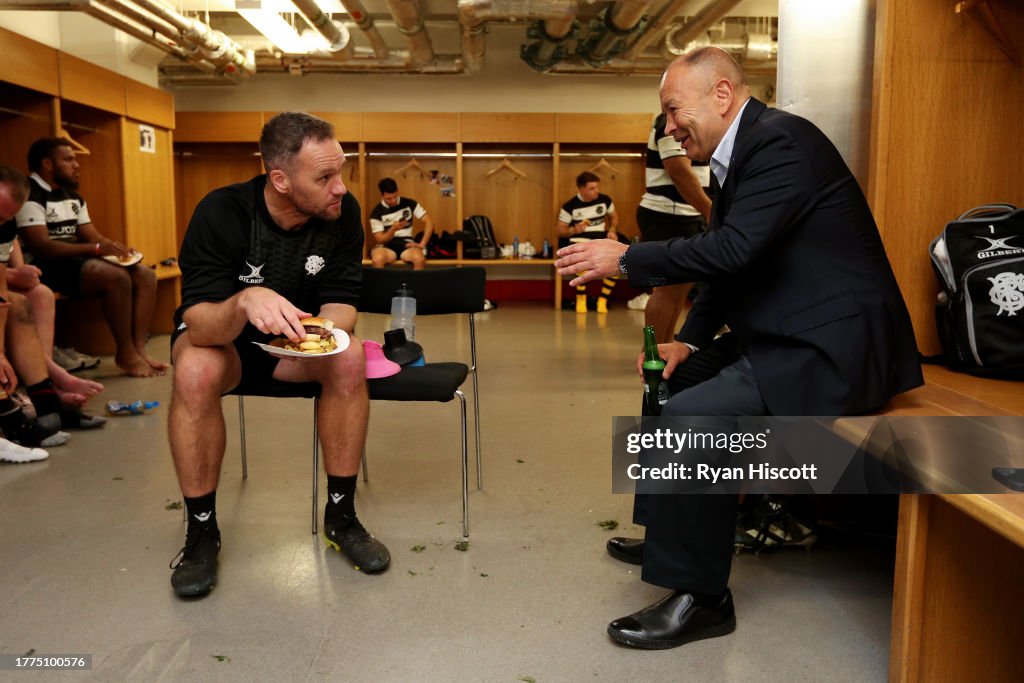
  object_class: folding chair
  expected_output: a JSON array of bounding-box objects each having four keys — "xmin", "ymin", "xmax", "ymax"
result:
[{"xmin": 359, "ymin": 266, "xmax": 486, "ymax": 537}]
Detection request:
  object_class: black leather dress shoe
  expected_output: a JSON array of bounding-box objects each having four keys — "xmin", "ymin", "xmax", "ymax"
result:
[
  {"xmin": 606, "ymin": 537, "xmax": 644, "ymax": 565},
  {"xmin": 607, "ymin": 589, "xmax": 736, "ymax": 649}
]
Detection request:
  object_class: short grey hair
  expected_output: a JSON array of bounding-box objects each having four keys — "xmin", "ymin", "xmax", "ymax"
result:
[
  {"xmin": 0, "ymin": 164, "xmax": 30, "ymax": 203},
  {"xmin": 259, "ymin": 112, "xmax": 336, "ymax": 173}
]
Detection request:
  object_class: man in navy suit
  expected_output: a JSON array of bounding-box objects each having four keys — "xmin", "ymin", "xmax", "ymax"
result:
[{"xmin": 556, "ymin": 47, "xmax": 922, "ymax": 649}]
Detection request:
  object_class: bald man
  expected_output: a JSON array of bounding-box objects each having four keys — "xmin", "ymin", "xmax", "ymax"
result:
[{"xmin": 556, "ymin": 48, "xmax": 921, "ymax": 648}]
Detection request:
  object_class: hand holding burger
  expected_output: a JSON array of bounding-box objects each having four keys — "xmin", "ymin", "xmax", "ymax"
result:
[{"xmin": 269, "ymin": 317, "xmax": 338, "ymax": 354}]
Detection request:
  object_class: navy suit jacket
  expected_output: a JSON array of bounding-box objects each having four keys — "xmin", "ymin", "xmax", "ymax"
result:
[{"xmin": 625, "ymin": 98, "xmax": 922, "ymax": 415}]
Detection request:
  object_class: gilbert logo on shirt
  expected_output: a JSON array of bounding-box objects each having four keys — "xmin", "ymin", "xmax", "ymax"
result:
[{"xmin": 238, "ymin": 261, "xmax": 266, "ymax": 284}]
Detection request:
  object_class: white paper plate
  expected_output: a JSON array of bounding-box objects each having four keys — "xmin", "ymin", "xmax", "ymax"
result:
[
  {"xmin": 252, "ymin": 328, "xmax": 350, "ymax": 359},
  {"xmin": 102, "ymin": 251, "xmax": 144, "ymax": 267}
]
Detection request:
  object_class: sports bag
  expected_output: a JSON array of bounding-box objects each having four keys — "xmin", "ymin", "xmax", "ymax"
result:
[
  {"xmin": 461, "ymin": 215, "xmax": 499, "ymax": 259},
  {"xmin": 929, "ymin": 204, "xmax": 1024, "ymax": 376}
]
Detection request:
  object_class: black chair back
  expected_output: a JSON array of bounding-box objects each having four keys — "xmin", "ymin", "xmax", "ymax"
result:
[{"xmin": 359, "ymin": 267, "xmax": 486, "ymax": 315}]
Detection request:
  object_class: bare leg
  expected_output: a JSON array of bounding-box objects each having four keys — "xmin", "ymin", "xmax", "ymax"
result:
[
  {"xmin": 128, "ymin": 265, "xmax": 167, "ymax": 372},
  {"xmin": 4, "ymin": 293, "xmax": 50, "ymax": 386},
  {"xmin": 79, "ymin": 259, "xmax": 159, "ymax": 377},
  {"xmin": 21, "ymin": 284, "xmax": 56, "ymax": 357},
  {"xmin": 401, "ymin": 246, "xmax": 426, "ymax": 270},
  {"xmin": 371, "ymin": 246, "xmax": 397, "ymax": 268},
  {"xmin": 48, "ymin": 358, "xmax": 103, "ymax": 406},
  {"xmin": 274, "ymin": 337, "xmax": 368, "ymax": 477},
  {"xmin": 169, "ymin": 336, "xmax": 242, "ymax": 496},
  {"xmin": 645, "ymin": 283, "xmax": 695, "ymax": 344}
]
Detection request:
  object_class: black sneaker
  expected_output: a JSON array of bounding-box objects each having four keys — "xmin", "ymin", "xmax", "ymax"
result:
[
  {"xmin": 170, "ymin": 525, "xmax": 221, "ymax": 597},
  {"xmin": 323, "ymin": 514, "xmax": 390, "ymax": 573},
  {"xmin": 57, "ymin": 408, "xmax": 107, "ymax": 430}
]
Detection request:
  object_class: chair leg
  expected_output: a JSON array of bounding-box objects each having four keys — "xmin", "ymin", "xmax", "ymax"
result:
[
  {"xmin": 361, "ymin": 447, "xmax": 369, "ymax": 482},
  {"xmin": 469, "ymin": 313, "xmax": 482, "ymax": 490},
  {"xmin": 312, "ymin": 396, "xmax": 320, "ymax": 536},
  {"xmin": 456, "ymin": 390, "xmax": 469, "ymax": 539},
  {"xmin": 238, "ymin": 396, "xmax": 248, "ymax": 480}
]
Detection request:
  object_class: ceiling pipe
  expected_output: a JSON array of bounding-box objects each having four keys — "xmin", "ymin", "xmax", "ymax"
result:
[
  {"xmin": 665, "ymin": 30, "xmax": 776, "ymax": 62},
  {"xmin": 624, "ymin": 0, "xmax": 741, "ymax": 60},
  {"xmin": 1, "ymin": 0, "xmax": 251, "ymax": 80},
  {"xmin": 520, "ymin": 2, "xmax": 578, "ymax": 72},
  {"xmin": 337, "ymin": 0, "xmax": 389, "ymax": 60},
  {"xmin": 290, "ymin": 0, "xmax": 353, "ymax": 59},
  {"xmin": 455, "ymin": 0, "xmax": 578, "ymax": 73},
  {"xmin": 661, "ymin": 0, "xmax": 743, "ymax": 54},
  {"xmin": 577, "ymin": 0, "xmax": 653, "ymax": 67},
  {"xmin": 385, "ymin": 0, "xmax": 435, "ymax": 66}
]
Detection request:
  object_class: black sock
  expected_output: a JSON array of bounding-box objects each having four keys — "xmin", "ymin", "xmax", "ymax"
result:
[
  {"xmin": 0, "ymin": 397, "xmax": 29, "ymax": 436},
  {"xmin": 184, "ymin": 491, "xmax": 218, "ymax": 529},
  {"xmin": 27, "ymin": 380, "xmax": 62, "ymax": 418},
  {"xmin": 326, "ymin": 474, "xmax": 357, "ymax": 520},
  {"xmin": 690, "ymin": 591, "xmax": 726, "ymax": 607}
]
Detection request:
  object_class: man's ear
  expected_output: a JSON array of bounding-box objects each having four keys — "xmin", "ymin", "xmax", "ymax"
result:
[
  {"xmin": 41, "ymin": 157, "xmax": 54, "ymax": 174},
  {"xmin": 712, "ymin": 78, "xmax": 734, "ymax": 114},
  {"xmin": 267, "ymin": 168, "xmax": 290, "ymax": 194}
]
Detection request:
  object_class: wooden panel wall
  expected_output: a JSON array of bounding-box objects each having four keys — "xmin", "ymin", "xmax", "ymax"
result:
[
  {"xmin": 0, "ymin": 27, "xmax": 59, "ymax": 95},
  {"xmin": 556, "ymin": 113, "xmax": 651, "ymax": 143},
  {"xmin": 870, "ymin": 0, "xmax": 1024, "ymax": 355},
  {"xmin": 174, "ymin": 143, "xmax": 263, "ymax": 247},
  {"xmin": 460, "ymin": 113, "xmax": 556, "ymax": 142},
  {"xmin": 60, "ymin": 101, "xmax": 125, "ymax": 244},
  {"xmin": 0, "ymin": 83, "xmax": 56, "ymax": 172},
  {"xmin": 462, "ymin": 147, "xmax": 553, "ymax": 250},
  {"xmin": 125, "ymin": 79, "xmax": 175, "ymax": 129},
  {"xmin": 58, "ymin": 53, "xmax": 126, "ymax": 115},
  {"xmin": 175, "ymin": 111, "xmax": 264, "ymax": 142},
  {"xmin": 121, "ymin": 119, "xmax": 177, "ymax": 264},
  {"xmin": 362, "ymin": 112, "xmax": 459, "ymax": 142}
]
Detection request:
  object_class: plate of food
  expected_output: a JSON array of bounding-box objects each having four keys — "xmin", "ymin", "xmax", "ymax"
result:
[
  {"xmin": 252, "ymin": 317, "xmax": 350, "ymax": 359},
  {"xmin": 102, "ymin": 251, "xmax": 144, "ymax": 267}
]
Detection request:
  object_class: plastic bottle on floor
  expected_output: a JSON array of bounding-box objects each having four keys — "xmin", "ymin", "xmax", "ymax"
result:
[{"xmin": 106, "ymin": 400, "xmax": 160, "ymax": 416}]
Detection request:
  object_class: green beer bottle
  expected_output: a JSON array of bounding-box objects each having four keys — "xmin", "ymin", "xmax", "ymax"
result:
[{"xmin": 642, "ymin": 325, "xmax": 670, "ymax": 416}]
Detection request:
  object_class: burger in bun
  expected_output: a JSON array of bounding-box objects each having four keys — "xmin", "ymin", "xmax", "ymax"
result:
[{"xmin": 269, "ymin": 317, "xmax": 338, "ymax": 354}]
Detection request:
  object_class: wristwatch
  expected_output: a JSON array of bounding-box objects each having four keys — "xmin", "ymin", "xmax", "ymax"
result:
[{"xmin": 617, "ymin": 252, "xmax": 628, "ymax": 276}]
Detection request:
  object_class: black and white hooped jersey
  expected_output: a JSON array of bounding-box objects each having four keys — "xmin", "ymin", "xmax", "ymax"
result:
[
  {"xmin": 559, "ymin": 193, "xmax": 616, "ymax": 235},
  {"xmin": 641, "ymin": 113, "xmax": 711, "ymax": 217},
  {"xmin": 0, "ymin": 220, "xmax": 17, "ymax": 264},
  {"xmin": 369, "ymin": 197, "xmax": 427, "ymax": 239},
  {"xmin": 15, "ymin": 173, "xmax": 92, "ymax": 244}
]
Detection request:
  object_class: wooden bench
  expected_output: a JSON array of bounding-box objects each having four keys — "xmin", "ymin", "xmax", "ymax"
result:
[
  {"xmin": 54, "ymin": 263, "xmax": 181, "ymax": 356},
  {"xmin": 875, "ymin": 366, "xmax": 1024, "ymax": 681}
]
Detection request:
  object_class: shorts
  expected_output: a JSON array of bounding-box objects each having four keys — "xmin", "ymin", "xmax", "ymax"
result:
[
  {"xmin": 636, "ymin": 206, "xmax": 706, "ymax": 243},
  {"xmin": 171, "ymin": 325, "xmax": 307, "ymax": 397},
  {"xmin": 35, "ymin": 257, "xmax": 90, "ymax": 297},
  {"xmin": 374, "ymin": 238, "xmax": 418, "ymax": 255}
]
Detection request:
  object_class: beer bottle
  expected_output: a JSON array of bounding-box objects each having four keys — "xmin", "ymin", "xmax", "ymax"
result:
[{"xmin": 642, "ymin": 325, "xmax": 670, "ymax": 416}]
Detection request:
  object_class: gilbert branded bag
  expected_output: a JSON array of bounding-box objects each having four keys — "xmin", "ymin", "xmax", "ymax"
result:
[
  {"xmin": 461, "ymin": 215, "xmax": 499, "ymax": 259},
  {"xmin": 930, "ymin": 204, "xmax": 1024, "ymax": 376}
]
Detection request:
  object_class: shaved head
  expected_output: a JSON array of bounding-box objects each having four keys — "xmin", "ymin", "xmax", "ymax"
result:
[{"xmin": 668, "ymin": 47, "xmax": 747, "ymax": 91}]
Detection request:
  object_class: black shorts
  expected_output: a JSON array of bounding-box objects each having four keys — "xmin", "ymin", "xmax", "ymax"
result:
[
  {"xmin": 374, "ymin": 238, "xmax": 417, "ymax": 255},
  {"xmin": 35, "ymin": 257, "xmax": 90, "ymax": 297},
  {"xmin": 170, "ymin": 325, "xmax": 297, "ymax": 397},
  {"xmin": 636, "ymin": 206, "xmax": 706, "ymax": 243}
]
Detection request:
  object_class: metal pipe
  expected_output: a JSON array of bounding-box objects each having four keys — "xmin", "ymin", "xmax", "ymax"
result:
[
  {"xmin": 385, "ymin": 0, "xmax": 435, "ymax": 66},
  {"xmin": 338, "ymin": 0, "xmax": 389, "ymax": 60},
  {"xmin": 132, "ymin": 0, "xmax": 255, "ymax": 75},
  {"xmin": 291, "ymin": 0, "xmax": 353, "ymax": 58},
  {"xmin": 664, "ymin": 0, "xmax": 743, "ymax": 53},
  {"xmin": 585, "ymin": 0, "xmax": 653, "ymax": 62}
]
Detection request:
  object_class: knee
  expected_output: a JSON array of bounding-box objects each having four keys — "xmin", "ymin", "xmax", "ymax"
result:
[
  {"xmin": 322, "ymin": 334, "xmax": 366, "ymax": 390},
  {"xmin": 86, "ymin": 263, "xmax": 131, "ymax": 291},
  {"xmin": 26, "ymin": 284, "xmax": 55, "ymax": 309},
  {"xmin": 132, "ymin": 264, "xmax": 158, "ymax": 290},
  {"xmin": 7, "ymin": 291, "xmax": 33, "ymax": 324},
  {"xmin": 172, "ymin": 347, "xmax": 233, "ymax": 401}
]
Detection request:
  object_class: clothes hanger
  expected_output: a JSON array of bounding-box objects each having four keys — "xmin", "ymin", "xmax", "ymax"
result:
[
  {"xmin": 391, "ymin": 157, "xmax": 426, "ymax": 178},
  {"xmin": 586, "ymin": 157, "xmax": 620, "ymax": 179},
  {"xmin": 485, "ymin": 157, "xmax": 528, "ymax": 180},
  {"xmin": 56, "ymin": 127, "xmax": 91, "ymax": 156}
]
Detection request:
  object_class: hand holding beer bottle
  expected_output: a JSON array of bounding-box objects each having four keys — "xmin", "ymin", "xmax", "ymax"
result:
[{"xmin": 642, "ymin": 325, "xmax": 670, "ymax": 416}]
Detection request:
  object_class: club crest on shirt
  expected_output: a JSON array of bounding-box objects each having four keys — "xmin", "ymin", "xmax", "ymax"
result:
[{"xmin": 305, "ymin": 255, "xmax": 326, "ymax": 276}]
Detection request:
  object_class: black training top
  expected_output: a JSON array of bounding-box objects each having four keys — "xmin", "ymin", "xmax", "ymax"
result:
[{"xmin": 174, "ymin": 175, "xmax": 364, "ymax": 341}]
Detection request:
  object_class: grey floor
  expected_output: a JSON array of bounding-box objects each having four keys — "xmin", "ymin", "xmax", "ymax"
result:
[{"xmin": 0, "ymin": 304, "xmax": 894, "ymax": 682}]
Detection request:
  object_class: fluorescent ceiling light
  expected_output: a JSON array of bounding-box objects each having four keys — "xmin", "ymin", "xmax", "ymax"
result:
[{"xmin": 238, "ymin": 8, "xmax": 330, "ymax": 54}]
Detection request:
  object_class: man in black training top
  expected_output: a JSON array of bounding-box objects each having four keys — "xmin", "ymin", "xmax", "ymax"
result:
[
  {"xmin": 368, "ymin": 177, "xmax": 434, "ymax": 270},
  {"xmin": 557, "ymin": 171, "xmax": 620, "ymax": 313},
  {"xmin": 168, "ymin": 112, "xmax": 389, "ymax": 599}
]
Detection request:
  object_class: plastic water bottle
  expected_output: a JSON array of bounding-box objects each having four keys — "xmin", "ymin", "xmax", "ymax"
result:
[
  {"xmin": 513, "ymin": 235, "xmax": 520, "ymax": 259},
  {"xmin": 542, "ymin": 238, "xmax": 551, "ymax": 258},
  {"xmin": 390, "ymin": 283, "xmax": 416, "ymax": 342},
  {"xmin": 106, "ymin": 400, "xmax": 159, "ymax": 416}
]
